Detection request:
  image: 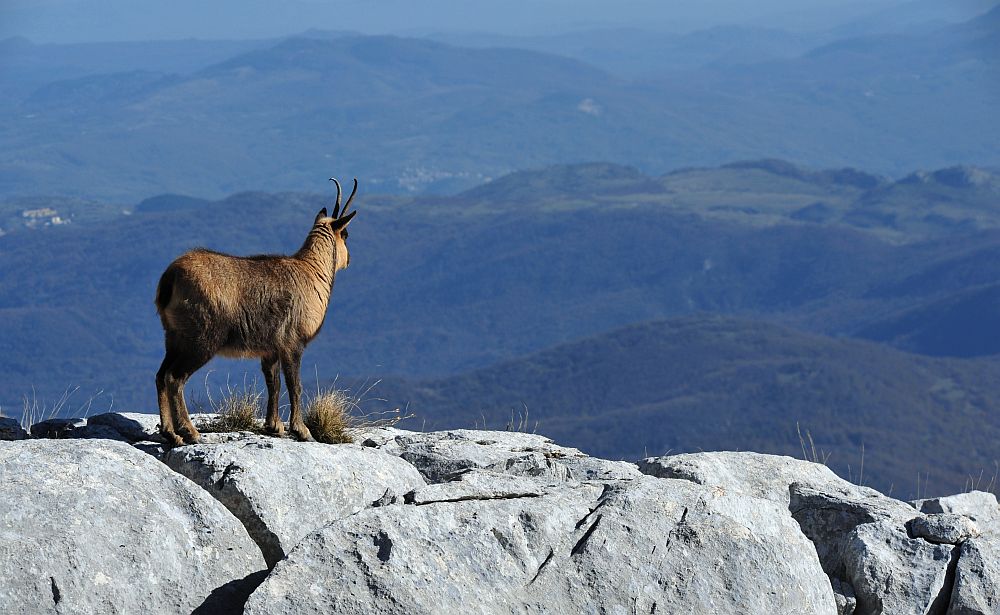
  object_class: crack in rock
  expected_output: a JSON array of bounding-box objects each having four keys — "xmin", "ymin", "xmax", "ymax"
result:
[
  {"xmin": 50, "ymin": 577, "xmax": 61, "ymax": 605},
  {"xmin": 571, "ymin": 514, "xmax": 604, "ymax": 557},
  {"xmin": 406, "ymin": 492, "xmax": 543, "ymax": 506},
  {"xmin": 527, "ymin": 548, "xmax": 555, "ymax": 586}
]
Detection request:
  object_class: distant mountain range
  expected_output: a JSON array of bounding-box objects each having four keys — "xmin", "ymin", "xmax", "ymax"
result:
[
  {"xmin": 377, "ymin": 315, "xmax": 1000, "ymax": 498},
  {"xmin": 0, "ymin": 5, "xmax": 997, "ymax": 200},
  {"xmin": 2, "ymin": 4, "xmax": 998, "ymax": 497},
  {"xmin": 2, "ymin": 160, "xmax": 1000, "ymax": 498}
]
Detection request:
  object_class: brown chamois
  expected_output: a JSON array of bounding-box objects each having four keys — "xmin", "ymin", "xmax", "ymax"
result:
[{"xmin": 154, "ymin": 178, "xmax": 358, "ymax": 446}]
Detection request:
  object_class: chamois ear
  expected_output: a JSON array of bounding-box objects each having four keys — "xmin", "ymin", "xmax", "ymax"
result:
[
  {"xmin": 314, "ymin": 208, "xmax": 328, "ymax": 224},
  {"xmin": 330, "ymin": 210, "xmax": 356, "ymax": 232}
]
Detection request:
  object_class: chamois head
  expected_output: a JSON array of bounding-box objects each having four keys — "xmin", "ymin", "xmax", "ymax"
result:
[{"xmin": 315, "ymin": 177, "xmax": 358, "ymax": 271}]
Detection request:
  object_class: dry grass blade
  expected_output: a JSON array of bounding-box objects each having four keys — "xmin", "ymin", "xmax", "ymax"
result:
[
  {"xmin": 200, "ymin": 388, "xmax": 265, "ymax": 434},
  {"xmin": 18, "ymin": 386, "xmax": 110, "ymax": 434},
  {"xmin": 796, "ymin": 422, "xmax": 831, "ymax": 466}
]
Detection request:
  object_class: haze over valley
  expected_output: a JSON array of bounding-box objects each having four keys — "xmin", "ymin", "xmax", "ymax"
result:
[{"xmin": 1, "ymin": 1, "xmax": 999, "ymax": 497}]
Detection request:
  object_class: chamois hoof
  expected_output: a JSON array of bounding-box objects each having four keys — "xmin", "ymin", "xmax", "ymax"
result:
[
  {"xmin": 161, "ymin": 431, "xmax": 185, "ymax": 448},
  {"xmin": 291, "ymin": 428, "xmax": 315, "ymax": 442},
  {"xmin": 180, "ymin": 431, "xmax": 201, "ymax": 445},
  {"xmin": 263, "ymin": 424, "xmax": 286, "ymax": 437}
]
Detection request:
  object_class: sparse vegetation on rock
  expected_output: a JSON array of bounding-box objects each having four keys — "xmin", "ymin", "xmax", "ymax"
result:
[{"xmin": 2, "ymin": 416, "xmax": 999, "ymax": 614}]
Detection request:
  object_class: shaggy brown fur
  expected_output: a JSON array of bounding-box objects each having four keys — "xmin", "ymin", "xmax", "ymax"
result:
[{"xmin": 154, "ymin": 179, "xmax": 358, "ymax": 445}]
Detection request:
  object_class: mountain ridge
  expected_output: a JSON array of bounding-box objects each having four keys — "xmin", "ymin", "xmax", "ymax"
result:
[{"xmin": 377, "ymin": 314, "xmax": 1000, "ymax": 496}]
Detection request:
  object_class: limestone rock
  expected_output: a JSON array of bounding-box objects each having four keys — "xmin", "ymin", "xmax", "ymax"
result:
[
  {"xmin": 0, "ymin": 417, "xmax": 27, "ymax": 440},
  {"xmin": 907, "ymin": 513, "xmax": 979, "ymax": 545},
  {"xmin": 639, "ymin": 451, "xmax": 859, "ymax": 506},
  {"xmin": 789, "ymin": 482, "xmax": 922, "ymax": 574},
  {"xmin": 0, "ymin": 439, "xmax": 266, "ymax": 614},
  {"xmin": 87, "ymin": 411, "xmax": 165, "ymax": 441},
  {"xmin": 404, "ymin": 469, "xmax": 548, "ymax": 505},
  {"xmin": 245, "ymin": 475, "xmax": 836, "ymax": 615},
  {"xmin": 376, "ymin": 429, "xmax": 641, "ymax": 483},
  {"xmin": 163, "ymin": 436, "xmax": 425, "ymax": 567},
  {"xmin": 948, "ymin": 535, "xmax": 1000, "ymax": 615},
  {"xmin": 29, "ymin": 416, "xmax": 125, "ymax": 440},
  {"xmin": 843, "ymin": 520, "xmax": 958, "ymax": 615},
  {"xmin": 912, "ymin": 491, "xmax": 1000, "ymax": 532}
]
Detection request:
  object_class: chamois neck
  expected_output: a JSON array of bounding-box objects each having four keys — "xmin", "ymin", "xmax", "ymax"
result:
[{"xmin": 295, "ymin": 227, "xmax": 337, "ymax": 277}]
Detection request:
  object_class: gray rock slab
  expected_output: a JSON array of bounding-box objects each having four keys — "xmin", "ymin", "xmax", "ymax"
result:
[
  {"xmin": 647, "ymin": 453, "xmax": 969, "ymax": 615},
  {"xmin": 912, "ymin": 491, "xmax": 1000, "ymax": 532},
  {"xmin": 29, "ymin": 416, "xmax": 125, "ymax": 440},
  {"xmin": 376, "ymin": 429, "xmax": 641, "ymax": 483},
  {"xmin": 790, "ymin": 482, "xmax": 923, "ymax": 576},
  {"xmin": 908, "ymin": 513, "xmax": 979, "ymax": 545},
  {"xmin": 246, "ymin": 475, "xmax": 836, "ymax": 615},
  {"xmin": 843, "ymin": 520, "xmax": 958, "ymax": 615},
  {"xmin": 405, "ymin": 469, "xmax": 548, "ymax": 505},
  {"xmin": 163, "ymin": 436, "xmax": 426, "ymax": 567},
  {"xmin": 948, "ymin": 535, "xmax": 1000, "ymax": 615},
  {"xmin": 0, "ymin": 439, "xmax": 266, "ymax": 614},
  {"xmin": 87, "ymin": 411, "xmax": 164, "ymax": 441},
  {"xmin": 639, "ymin": 451, "xmax": 858, "ymax": 506},
  {"xmin": 0, "ymin": 416, "xmax": 27, "ymax": 440}
]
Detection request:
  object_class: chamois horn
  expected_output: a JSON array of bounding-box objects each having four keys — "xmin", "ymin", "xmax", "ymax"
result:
[
  {"xmin": 328, "ymin": 177, "xmax": 358, "ymax": 219},
  {"xmin": 329, "ymin": 177, "xmax": 343, "ymax": 218},
  {"xmin": 342, "ymin": 178, "xmax": 359, "ymax": 216}
]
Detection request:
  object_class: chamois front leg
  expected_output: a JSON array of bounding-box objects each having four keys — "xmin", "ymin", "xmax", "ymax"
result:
[
  {"xmin": 281, "ymin": 348, "xmax": 314, "ymax": 442},
  {"xmin": 261, "ymin": 354, "xmax": 284, "ymax": 436}
]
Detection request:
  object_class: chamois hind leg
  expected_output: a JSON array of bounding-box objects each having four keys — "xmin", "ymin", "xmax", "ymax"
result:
[
  {"xmin": 261, "ymin": 354, "xmax": 284, "ymax": 436},
  {"xmin": 281, "ymin": 349, "xmax": 314, "ymax": 442},
  {"xmin": 166, "ymin": 351, "xmax": 212, "ymax": 445},
  {"xmin": 156, "ymin": 351, "xmax": 184, "ymax": 447}
]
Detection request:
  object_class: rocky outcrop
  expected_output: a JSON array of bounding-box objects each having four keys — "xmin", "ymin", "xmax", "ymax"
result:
[
  {"xmin": 639, "ymin": 450, "xmax": 856, "ymax": 506},
  {"xmin": 163, "ymin": 436, "xmax": 425, "ymax": 567},
  {"xmin": 6, "ymin": 415, "xmax": 999, "ymax": 615},
  {"xmin": 639, "ymin": 451, "xmax": 997, "ymax": 615},
  {"xmin": 912, "ymin": 491, "xmax": 1000, "ymax": 615},
  {"xmin": 245, "ymin": 473, "xmax": 837, "ymax": 615},
  {"xmin": 949, "ymin": 536, "xmax": 1000, "ymax": 615},
  {"xmin": 368, "ymin": 429, "xmax": 641, "ymax": 483},
  {"xmin": 0, "ymin": 439, "xmax": 266, "ymax": 614},
  {"xmin": 908, "ymin": 514, "xmax": 980, "ymax": 545},
  {"xmin": 913, "ymin": 491, "xmax": 1000, "ymax": 531},
  {"xmin": 29, "ymin": 416, "xmax": 125, "ymax": 440},
  {"xmin": 0, "ymin": 416, "xmax": 27, "ymax": 440}
]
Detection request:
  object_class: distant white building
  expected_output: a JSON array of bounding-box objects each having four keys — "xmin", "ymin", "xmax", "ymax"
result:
[{"xmin": 22, "ymin": 207, "xmax": 57, "ymax": 218}]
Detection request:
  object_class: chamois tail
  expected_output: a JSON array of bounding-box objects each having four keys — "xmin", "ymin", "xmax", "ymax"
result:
[{"xmin": 155, "ymin": 266, "xmax": 176, "ymax": 316}]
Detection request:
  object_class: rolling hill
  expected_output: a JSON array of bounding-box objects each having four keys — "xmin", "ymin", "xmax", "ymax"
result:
[
  {"xmin": 1, "ymin": 6, "xmax": 997, "ymax": 201},
  {"xmin": 376, "ymin": 315, "xmax": 1000, "ymax": 498},
  {"xmin": 2, "ymin": 161, "xmax": 999, "ymax": 420}
]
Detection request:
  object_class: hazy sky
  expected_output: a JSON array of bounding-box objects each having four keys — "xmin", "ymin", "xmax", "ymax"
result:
[{"xmin": 1, "ymin": 0, "xmax": 911, "ymax": 43}]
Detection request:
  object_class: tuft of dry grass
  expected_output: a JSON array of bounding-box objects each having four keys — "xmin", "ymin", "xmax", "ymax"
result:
[
  {"xmin": 304, "ymin": 389, "xmax": 355, "ymax": 444},
  {"xmin": 200, "ymin": 387, "xmax": 265, "ymax": 434},
  {"xmin": 304, "ymin": 381, "xmax": 413, "ymax": 445},
  {"xmin": 194, "ymin": 373, "xmax": 411, "ymax": 443}
]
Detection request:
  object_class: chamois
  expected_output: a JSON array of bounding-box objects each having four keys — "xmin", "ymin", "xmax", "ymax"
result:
[{"xmin": 154, "ymin": 178, "xmax": 358, "ymax": 446}]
